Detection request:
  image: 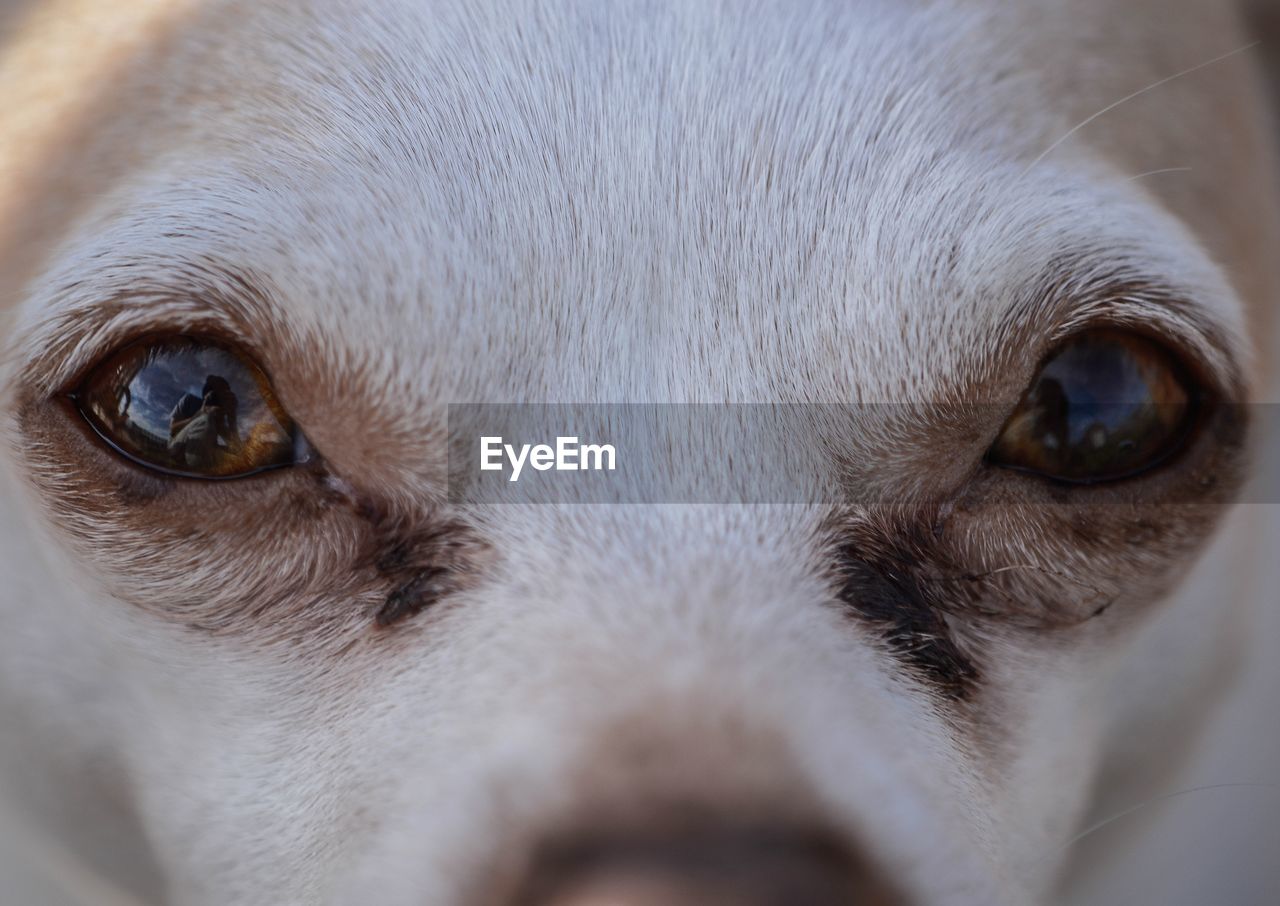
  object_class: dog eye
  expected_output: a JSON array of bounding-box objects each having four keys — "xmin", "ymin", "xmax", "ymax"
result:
[
  {"xmin": 71, "ymin": 337, "xmax": 299, "ymax": 479},
  {"xmin": 988, "ymin": 329, "xmax": 1200, "ymax": 483}
]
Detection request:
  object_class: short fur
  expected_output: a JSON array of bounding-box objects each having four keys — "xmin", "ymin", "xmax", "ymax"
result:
[{"xmin": 1, "ymin": 1, "xmax": 1277, "ymax": 904}]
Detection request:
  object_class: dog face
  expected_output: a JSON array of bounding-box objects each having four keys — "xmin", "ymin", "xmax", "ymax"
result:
[{"xmin": 0, "ymin": 1, "xmax": 1275, "ymax": 904}]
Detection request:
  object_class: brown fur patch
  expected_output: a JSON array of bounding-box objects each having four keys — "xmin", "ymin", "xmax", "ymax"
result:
[
  {"xmin": 12, "ymin": 391, "xmax": 492, "ymax": 645},
  {"xmin": 816, "ymin": 388, "xmax": 1249, "ymax": 705}
]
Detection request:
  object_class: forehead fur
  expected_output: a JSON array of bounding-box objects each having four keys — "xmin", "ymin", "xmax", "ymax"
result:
[{"xmin": 4, "ymin": 0, "xmax": 1251, "ymax": 418}]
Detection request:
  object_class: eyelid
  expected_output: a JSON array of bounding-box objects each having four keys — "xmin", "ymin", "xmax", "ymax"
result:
[
  {"xmin": 1044, "ymin": 299, "xmax": 1243, "ymax": 402},
  {"xmin": 12, "ymin": 257, "xmax": 285, "ymax": 401}
]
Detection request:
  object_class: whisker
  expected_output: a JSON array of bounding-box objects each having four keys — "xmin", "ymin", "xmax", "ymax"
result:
[
  {"xmin": 1039, "ymin": 782, "xmax": 1280, "ymax": 862},
  {"xmin": 1024, "ymin": 42, "xmax": 1259, "ymax": 174},
  {"xmin": 1126, "ymin": 166, "xmax": 1194, "ymax": 181}
]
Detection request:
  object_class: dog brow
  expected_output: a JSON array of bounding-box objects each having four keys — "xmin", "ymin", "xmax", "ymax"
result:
[{"xmin": 1001, "ymin": 262, "xmax": 1244, "ymax": 398}]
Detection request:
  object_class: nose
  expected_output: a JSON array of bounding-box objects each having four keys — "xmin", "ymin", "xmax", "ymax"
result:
[{"xmin": 514, "ymin": 827, "xmax": 907, "ymax": 906}]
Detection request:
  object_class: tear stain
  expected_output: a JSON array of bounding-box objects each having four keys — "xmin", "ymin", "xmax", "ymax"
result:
[
  {"xmin": 332, "ymin": 482, "xmax": 493, "ymax": 630},
  {"xmin": 377, "ymin": 567, "xmax": 453, "ymax": 627},
  {"xmin": 819, "ymin": 509, "xmax": 982, "ymax": 703},
  {"xmin": 835, "ymin": 549, "xmax": 981, "ymax": 702}
]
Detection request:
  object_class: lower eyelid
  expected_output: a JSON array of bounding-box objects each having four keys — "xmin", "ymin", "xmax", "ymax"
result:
[{"xmin": 26, "ymin": 394, "xmax": 302, "ymax": 511}]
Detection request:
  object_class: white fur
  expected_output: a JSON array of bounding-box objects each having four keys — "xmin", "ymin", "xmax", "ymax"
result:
[{"xmin": 1, "ymin": 1, "xmax": 1277, "ymax": 904}]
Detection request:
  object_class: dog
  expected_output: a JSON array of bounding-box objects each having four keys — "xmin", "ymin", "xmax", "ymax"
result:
[{"xmin": 1, "ymin": 1, "xmax": 1277, "ymax": 903}]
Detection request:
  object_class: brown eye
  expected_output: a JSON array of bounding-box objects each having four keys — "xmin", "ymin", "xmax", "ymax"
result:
[
  {"xmin": 72, "ymin": 337, "xmax": 300, "ymax": 479},
  {"xmin": 988, "ymin": 329, "xmax": 1201, "ymax": 484}
]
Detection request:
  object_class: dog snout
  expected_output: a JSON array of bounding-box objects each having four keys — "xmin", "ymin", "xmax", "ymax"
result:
[{"xmin": 513, "ymin": 827, "xmax": 908, "ymax": 906}]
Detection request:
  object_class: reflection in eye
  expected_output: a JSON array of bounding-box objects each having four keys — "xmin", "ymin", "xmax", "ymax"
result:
[
  {"xmin": 988, "ymin": 329, "xmax": 1200, "ymax": 483},
  {"xmin": 73, "ymin": 337, "xmax": 299, "ymax": 479}
]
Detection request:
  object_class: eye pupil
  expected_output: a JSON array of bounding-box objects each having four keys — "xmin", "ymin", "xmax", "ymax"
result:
[
  {"xmin": 989, "ymin": 329, "xmax": 1199, "ymax": 484},
  {"xmin": 74, "ymin": 337, "xmax": 297, "ymax": 479}
]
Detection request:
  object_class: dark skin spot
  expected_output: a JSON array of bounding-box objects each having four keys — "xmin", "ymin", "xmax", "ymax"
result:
[
  {"xmin": 376, "ymin": 567, "xmax": 453, "ymax": 627},
  {"xmin": 833, "ymin": 549, "xmax": 980, "ymax": 702},
  {"xmin": 347, "ymin": 493, "xmax": 491, "ymax": 629}
]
